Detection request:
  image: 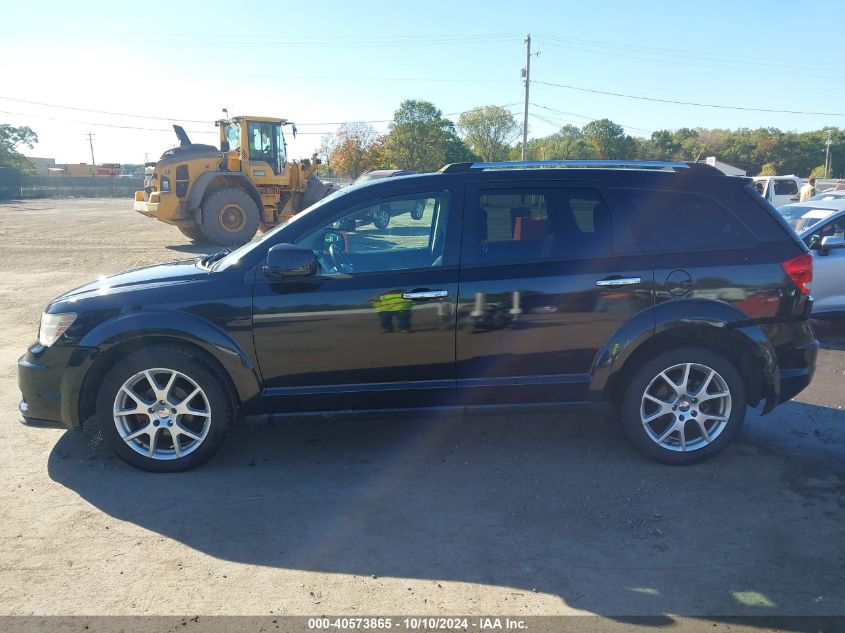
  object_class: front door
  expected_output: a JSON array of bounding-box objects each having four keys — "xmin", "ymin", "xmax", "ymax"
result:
[
  {"xmin": 455, "ymin": 180, "xmax": 653, "ymax": 405},
  {"xmin": 803, "ymin": 214, "xmax": 845, "ymax": 314},
  {"xmin": 253, "ymin": 187, "xmax": 460, "ymax": 413}
]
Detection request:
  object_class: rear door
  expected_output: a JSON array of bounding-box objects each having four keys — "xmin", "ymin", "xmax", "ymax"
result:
[{"xmin": 455, "ymin": 180, "xmax": 654, "ymax": 405}]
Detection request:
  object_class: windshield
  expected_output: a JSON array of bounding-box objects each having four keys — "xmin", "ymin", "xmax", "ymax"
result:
[
  {"xmin": 793, "ymin": 210, "xmax": 836, "ymax": 232},
  {"xmin": 212, "ymin": 187, "xmax": 348, "ymax": 270}
]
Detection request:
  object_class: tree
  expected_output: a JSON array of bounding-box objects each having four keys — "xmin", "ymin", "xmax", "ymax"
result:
[
  {"xmin": 758, "ymin": 163, "xmax": 778, "ymax": 176},
  {"xmin": 581, "ymin": 119, "xmax": 634, "ymax": 159},
  {"xmin": 327, "ymin": 123, "xmax": 381, "ymax": 180},
  {"xmin": 384, "ymin": 100, "xmax": 468, "ymax": 172},
  {"xmin": 0, "ymin": 124, "xmax": 38, "ymax": 171},
  {"xmin": 457, "ymin": 106, "xmax": 519, "ymax": 162},
  {"xmin": 809, "ymin": 165, "xmax": 827, "ymax": 179}
]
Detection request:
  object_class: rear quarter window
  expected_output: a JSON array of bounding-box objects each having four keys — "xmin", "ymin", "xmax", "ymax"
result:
[{"xmin": 616, "ymin": 188, "xmax": 756, "ymax": 253}]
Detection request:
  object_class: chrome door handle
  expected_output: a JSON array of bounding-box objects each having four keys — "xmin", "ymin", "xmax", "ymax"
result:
[
  {"xmin": 402, "ymin": 290, "xmax": 449, "ymax": 300},
  {"xmin": 596, "ymin": 277, "xmax": 642, "ymax": 287}
]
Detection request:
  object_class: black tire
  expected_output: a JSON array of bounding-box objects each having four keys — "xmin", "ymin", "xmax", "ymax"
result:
[
  {"xmin": 199, "ymin": 187, "xmax": 260, "ymax": 246},
  {"xmin": 619, "ymin": 347, "xmax": 746, "ymax": 465},
  {"xmin": 374, "ymin": 204, "xmax": 391, "ymax": 230},
  {"xmin": 411, "ymin": 201, "xmax": 425, "ymax": 220},
  {"xmin": 177, "ymin": 225, "xmax": 206, "ymax": 242},
  {"xmin": 96, "ymin": 346, "xmax": 234, "ymax": 472}
]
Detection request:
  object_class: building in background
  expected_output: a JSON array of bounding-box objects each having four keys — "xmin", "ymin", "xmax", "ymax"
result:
[{"xmin": 701, "ymin": 156, "xmax": 746, "ymax": 176}]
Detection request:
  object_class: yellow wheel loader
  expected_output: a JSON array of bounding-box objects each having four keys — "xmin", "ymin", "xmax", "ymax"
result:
[{"xmin": 133, "ymin": 116, "xmax": 334, "ymax": 246}]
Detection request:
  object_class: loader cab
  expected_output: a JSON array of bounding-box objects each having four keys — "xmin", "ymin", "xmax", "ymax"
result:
[
  {"xmin": 246, "ymin": 118, "xmax": 287, "ymax": 176},
  {"xmin": 218, "ymin": 116, "xmax": 288, "ymax": 176}
]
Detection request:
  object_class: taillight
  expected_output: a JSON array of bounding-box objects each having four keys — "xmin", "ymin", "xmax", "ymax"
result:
[{"xmin": 782, "ymin": 253, "xmax": 813, "ymax": 295}]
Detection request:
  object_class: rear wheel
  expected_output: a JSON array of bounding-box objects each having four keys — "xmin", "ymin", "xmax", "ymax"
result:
[
  {"xmin": 619, "ymin": 347, "xmax": 746, "ymax": 464},
  {"xmin": 96, "ymin": 346, "xmax": 233, "ymax": 472},
  {"xmin": 200, "ymin": 187, "xmax": 260, "ymax": 246}
]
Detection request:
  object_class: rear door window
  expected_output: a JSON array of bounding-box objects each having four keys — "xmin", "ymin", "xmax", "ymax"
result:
[
  {"xmin": 618, "ymin": 189, "xmax": 755, "ymax": 253},
  {"xmin": 774, "ymin": 179, "xmax": 798, "ymax": 196},
  {"xmin": 464, "ymin": 187, "xmax": 612, "ymax": 264}
]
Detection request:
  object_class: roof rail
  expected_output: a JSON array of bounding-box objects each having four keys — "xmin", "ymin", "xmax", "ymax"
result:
[
  {"xmin": 469, "ymin": 160, "xmax": 691, "ymax": 171},
  {"xmin": 440, "ymin": 160, "xmax": 725, "ymax": 175}
]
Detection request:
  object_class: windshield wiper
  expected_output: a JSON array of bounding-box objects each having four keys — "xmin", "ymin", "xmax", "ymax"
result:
[{"xmin": 200, "ymin": 249, "xmax": 230, "ymax": 270}]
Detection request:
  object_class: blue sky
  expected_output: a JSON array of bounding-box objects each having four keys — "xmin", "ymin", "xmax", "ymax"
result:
[{"xmin": 3, "ymin": 0, "xmax": 843, "ymax": 163}]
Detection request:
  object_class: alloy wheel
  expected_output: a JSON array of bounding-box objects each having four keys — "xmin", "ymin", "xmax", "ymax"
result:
[
  {"xmin": 113, "ymin": 368, "xmax": 211, "ymax": 460},
  {"xmin": 639, "ymin": 362, "xmax": 732, "ymax": 452}
]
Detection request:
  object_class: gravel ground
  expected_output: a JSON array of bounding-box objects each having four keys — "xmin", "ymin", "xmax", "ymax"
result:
[{"xmin": 0, "ymin": 198, "xmax": 843, "ymax": 624}]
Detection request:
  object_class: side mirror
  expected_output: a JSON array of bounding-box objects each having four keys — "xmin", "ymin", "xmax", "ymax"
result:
[
  {"xmin": 819, "ymin": 235, "xmax": 845, "ymax": 256},
  {"xmin": 263, "ymin": 244, "xmax": 317, "ymax": 278}
]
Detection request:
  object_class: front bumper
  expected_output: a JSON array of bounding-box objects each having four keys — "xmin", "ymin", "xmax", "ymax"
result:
[
  {"xmin": 18, "ymin": 349, "xmax": 67, "ymax": 428},
  {"xmin": 17, "ymin": 343, "xmax": 93, "ymax": 430}
]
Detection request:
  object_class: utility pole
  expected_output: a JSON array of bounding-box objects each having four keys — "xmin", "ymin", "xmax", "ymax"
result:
[
  {"xmin": 86, "ymin": 132, "xmax": 96, "ymax": 175},
  {"xmin": 825, "ymin": 130, "xmax": 832, "ymax": 178},
  {"xmin": 521, "ymin": 33, "xmax": 531, "ymax": 161}
]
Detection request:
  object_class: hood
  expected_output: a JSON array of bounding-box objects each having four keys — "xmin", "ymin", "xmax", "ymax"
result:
[{"xmin": 54, "ymin": 258, "xmax": 209, "ymax": 304}]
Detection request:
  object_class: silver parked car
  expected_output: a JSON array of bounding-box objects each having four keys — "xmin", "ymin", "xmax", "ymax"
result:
[
  {"xmin": 797, "ymin": 207, "xmax": 845, "ymax": 316},
  {"xmin": 777, "ymin": 199, "xmax": 845, "ymax": 232}
]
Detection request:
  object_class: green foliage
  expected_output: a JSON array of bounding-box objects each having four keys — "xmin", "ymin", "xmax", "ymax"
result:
[
  {"xmin": 457, "ymin": 106, "xmax": 519, "ymax": 162},
  {"xmin": 581, "ymin": 119, "xmax": 635, "ymax": 159},
  {"xmin": 326, "ymin": 123, "xmax": 382, "ymax": 180},
  {"xmin": 758, "ymin": 163, "xmax": 777, "ymax": 176},
  {"xmin": 0, "ymin": 124, "xmax": 38, "ymax": 172},
  {"xmin": 384, "ymin": 100, "xmax": 474, "ymax": 172},
  {"xmin": 809, "ymin": 165, "xmax": 827, "ymax": 179}
]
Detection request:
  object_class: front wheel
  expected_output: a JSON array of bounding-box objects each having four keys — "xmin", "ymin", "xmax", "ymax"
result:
[
  {"xmin": 96, "ymin": 346, "xmax": 233, "ymax": 472},
  {"xmin": 200, "ymin": 187, "xmax": 260, "ymax": 246},
  {"xmin": 373, "ymin": 205, "xmax": 391, "ymax": 230},
  {"xmin": 619, "ymin": 347, "xmax": 746, "ymax": 465}
]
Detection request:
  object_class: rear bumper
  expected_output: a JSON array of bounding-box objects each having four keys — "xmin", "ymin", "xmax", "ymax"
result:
[
  {"xmin": 761, "ymin": 320, "xmax": 819, "ymax": 412},
  {"xmin": 133, "ymin": 191, "xmax": 185, "ymax": 224}
]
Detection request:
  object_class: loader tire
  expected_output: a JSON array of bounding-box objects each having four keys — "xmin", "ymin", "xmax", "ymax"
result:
[
  {"xmin": 177, "ymin": 225, "xmax": 206, "ymax": 242},
  {"xmin": 200, "ymin": 188, "xmax": 260, "ymax": 246}
]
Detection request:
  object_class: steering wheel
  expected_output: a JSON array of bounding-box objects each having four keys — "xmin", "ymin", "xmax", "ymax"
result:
[{"xmin": 328, "ymin": 243, "xmax": 354, "ymax": 274}]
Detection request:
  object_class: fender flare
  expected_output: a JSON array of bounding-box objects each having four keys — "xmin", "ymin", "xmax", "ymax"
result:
[
  {"xmin": 65, "ymin": 310, "xmax": 262, "ymax": 427},
  {"xmin": 188, "ymin": 172, "xmax": 264, "ymax": 218},
  {"xmin": 589, "ymin": 299, "xmax": 779, "ymax": 405}
]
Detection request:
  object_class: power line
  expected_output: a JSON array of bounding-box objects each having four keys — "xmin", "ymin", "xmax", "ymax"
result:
[
  {"xmin": 530, "ymin": 103, "xmax": 653, "ymax": 134},
  {"xmin": 1, "ymin": 103, "xmax": 523, "ymax": 137},
  {"xmin": 533, "ymin": 81, "xmax": 845, "ymax": 117},
  {"xmin": 534, "ymin": 33, "xmax": 824, "ymax": 69},
  {"xmin": 0, "ymin": 96, "xmax": 212, "ymax": 123},
  {"xmin": 0, "ymin": 96, "xmax": 522, "ymax": 128},
  {"xmin": 534, "ymin": 39, "xmax": 844, "ymax": 82}
]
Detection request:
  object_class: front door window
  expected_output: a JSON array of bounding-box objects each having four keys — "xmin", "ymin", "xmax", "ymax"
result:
[{"xmin": 295, "ymin": 192, "xmax": 451, "ymax": 275}]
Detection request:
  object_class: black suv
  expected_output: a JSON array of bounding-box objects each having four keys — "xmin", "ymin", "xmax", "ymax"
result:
[{"xmin": 18, "ymin": 160, "xmax": 818, "ymax": 471}]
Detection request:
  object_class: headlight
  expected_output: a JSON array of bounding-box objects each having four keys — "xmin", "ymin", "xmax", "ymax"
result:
[
  {"xmin": 39, "ymin": 312, "xmax": 77, "ymax": 347},
  {"xmin": 160, "ymin": 176, "xmax": 171, "ymax": 192}
]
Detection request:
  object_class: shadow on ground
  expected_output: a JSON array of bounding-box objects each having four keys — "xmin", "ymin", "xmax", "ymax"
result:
[{"xmin": 48, "ymin": 396, "xmax": 845, "ymax": 623}]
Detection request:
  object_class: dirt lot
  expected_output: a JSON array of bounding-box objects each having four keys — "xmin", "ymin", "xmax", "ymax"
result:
[{"xmin": 0, "ymin": 198, "xmax": 843, "ymax": 623}]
